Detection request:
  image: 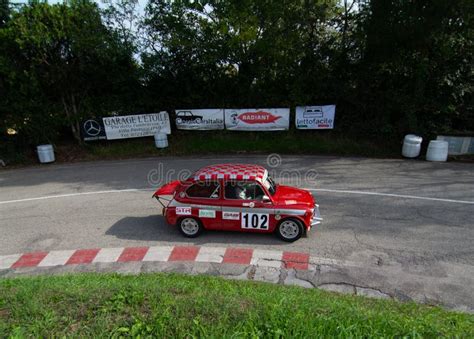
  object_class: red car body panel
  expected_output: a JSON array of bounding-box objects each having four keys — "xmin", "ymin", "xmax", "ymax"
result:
[
  {"xmin": 154, "ymin": 180, "xmax": 181, "ymax": 196},
  {"xmin": 153, "ymin": 164, "xmax": 320, "ymax": 234}
]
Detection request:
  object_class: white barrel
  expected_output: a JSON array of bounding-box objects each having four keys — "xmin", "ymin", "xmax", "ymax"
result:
[
  {"xmin": 154, "ymin": 132, "xmax": 168, "ymax": 148},
  {"xmin": 426, "ymin": 140, "xmax": 448, "ymax": 162},
  {"xmin": 37, "ymin": 144, "xmax": 55, "ymax": 163},
  {"xmin": 402, "ymin": 134, "xmax": 422, "ymax": 158}
]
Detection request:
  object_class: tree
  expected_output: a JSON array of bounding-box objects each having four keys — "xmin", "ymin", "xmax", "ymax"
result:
[
  {"xmin": 142, "ymin": 0, "xmax": 340, "ymax": 108},
  {"xmin": 0, "ymin": 0, "xmax": 9, "ymax": 28},
  {"xmin": 102, "ymin": 0, "xmax": 142, "ymax": 54},
  {"xmin": 0, "ymin": 0, "xmax": 138, "ymax": 144},
  {"xmin": 358, "ymin": 0, "xmax": 473, "ymax": 136}
]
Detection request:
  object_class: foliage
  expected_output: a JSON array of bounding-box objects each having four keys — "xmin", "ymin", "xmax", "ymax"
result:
[
  {"xmin": 0, "ymin": 0, "xmax": 9, "ymax": 28},
  {"xmin": 1, "ymin": 273, "xmax": 473, "ymax": 337},
  {"xmin": 357, "ymin": 0, "xmax": 474, "ymax": 137},
  {"xmin": 0, "ymin": 0, "xmax": 472, "ymax": 158},
  {"xmin": 141, "ymin": 0, "xmax": 473, "ymax": 138},
  {"xmin": 0, "ymin": 0, "xmax": 138, "ymax": 145}
]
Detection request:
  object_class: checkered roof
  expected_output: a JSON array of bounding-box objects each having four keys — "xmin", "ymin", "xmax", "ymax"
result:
[{"xmin": 193, "ymin": 163, "xmax": 267, "ymax": 182}]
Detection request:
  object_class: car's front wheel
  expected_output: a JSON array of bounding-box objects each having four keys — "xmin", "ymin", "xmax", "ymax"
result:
[
  {"xmin": 276, "ymin": 218, "xmax": 303, "ymax": 242},
  {"xmin": 178, "ymin": 217, "xmax": 202, "ymax": 238}
]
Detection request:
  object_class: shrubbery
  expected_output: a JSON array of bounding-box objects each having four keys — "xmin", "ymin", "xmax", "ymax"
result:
[{"xmin": 0, "ymin": 0, "xmax": 472, "ymax": 157}]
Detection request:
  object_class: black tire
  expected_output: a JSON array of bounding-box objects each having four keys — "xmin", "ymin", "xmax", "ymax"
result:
[
  {"xmin": 178, "ymin": 217, "xmax": 203, "ymax": 238},
  {"xmin": 195, "ymin": 117, "xmax": 202, "ymax": 124},
  {"xmin": 276, "ymin": 218, "xmax": 304, "ymax": 242}
]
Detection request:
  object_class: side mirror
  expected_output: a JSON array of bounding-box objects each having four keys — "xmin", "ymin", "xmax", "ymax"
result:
[{"xmin": 262, "ymin": 195, "xmax": 272, "ymax": 203}]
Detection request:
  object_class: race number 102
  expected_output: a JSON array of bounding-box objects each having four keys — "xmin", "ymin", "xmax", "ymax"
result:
[{"xmin": 241, "ymin": 213, "xmax": 269, "ymax": 230}]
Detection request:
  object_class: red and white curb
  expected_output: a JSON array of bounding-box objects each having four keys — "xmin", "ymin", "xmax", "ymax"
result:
[{"xmin": 0, "ymin": 246, "xmax": 321, "ymax": 271}]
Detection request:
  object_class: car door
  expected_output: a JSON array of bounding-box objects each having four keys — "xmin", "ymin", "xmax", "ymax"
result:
[
  {"xmin": 179, "ymin": 181, "xmax": 222, "ymax": 229},
  {"xmin": 221, "ymin": 180, "xmax": 274, "ymax": 232}
]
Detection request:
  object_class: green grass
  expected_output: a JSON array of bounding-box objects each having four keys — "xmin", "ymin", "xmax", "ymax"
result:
[
  {"xmin": 0, "ymin": 130, "xmax": 402, "ymax": 166},
  {"xmin": 86, "ymin": 130, "xmax": 399, "ymax": 160},
  {"xmin": 0, "ymin": 273, "xmax": 472, "ymax": 337}
]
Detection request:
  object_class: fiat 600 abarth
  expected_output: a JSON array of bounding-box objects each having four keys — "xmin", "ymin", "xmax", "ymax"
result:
[{"xmin": 153, "ymin": 164, "xmax": 322, "ymax": 242}]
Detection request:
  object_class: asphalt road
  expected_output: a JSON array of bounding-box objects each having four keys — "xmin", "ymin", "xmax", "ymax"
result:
[{"xmin": 1, "ymin": 155, "xmax": 473, "ymax": 310}]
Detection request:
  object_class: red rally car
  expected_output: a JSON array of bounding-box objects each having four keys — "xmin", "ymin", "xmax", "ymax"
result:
[{"xmin": 153, "ymin": 164, "xmax": 322, "ymax": 242}]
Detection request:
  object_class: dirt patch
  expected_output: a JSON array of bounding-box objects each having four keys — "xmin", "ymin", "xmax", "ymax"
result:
[{"xmin": 0, "ymin": 308, "xmax": 10, "ymax": 319}]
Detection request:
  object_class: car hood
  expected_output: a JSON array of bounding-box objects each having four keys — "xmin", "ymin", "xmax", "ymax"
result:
[{"xmin": 271, "ymin": 185, "xmax": 314, "ymax": 207}]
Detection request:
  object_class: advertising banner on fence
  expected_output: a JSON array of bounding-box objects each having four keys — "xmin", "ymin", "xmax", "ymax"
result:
[
  {"xmin": 102, "ymin": 112, "xmax": 171, "ymax": 140},
  {"xmin": 81, "ymin": 118, "xmax": 107, "ymax": 141},
  {"xmin": 225, "ymin": 108, "xmax": 290, "ymax": 131},
  {"xmin": 295, "ymin": 105, "xmax": 336, "ymax": 129},
  {"xmin": 175, "ymin": 109, "xmax": 224, "ymax": 130}
]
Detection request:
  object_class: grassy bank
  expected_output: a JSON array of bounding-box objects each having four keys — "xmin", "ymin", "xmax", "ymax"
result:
[
  {"xmin": 0, "ymin": 273, "xmax": 472, "ymax": 337},
  {"xmin": 90, "ymin": 130, "xmax": 399, "ymax": 158},
  {"xmin": 1, "ymin": 130, "xmax": 400, "ymax": 166}
]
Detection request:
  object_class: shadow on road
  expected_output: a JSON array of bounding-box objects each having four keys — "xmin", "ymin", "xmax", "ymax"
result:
[{"xmin": 106, "ymin": 215, "xmax": 285, "ymax": 246}]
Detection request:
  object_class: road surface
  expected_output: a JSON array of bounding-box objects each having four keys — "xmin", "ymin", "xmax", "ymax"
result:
[{"xmin": 1, "ymin": 155, "xmax": 473, "ymax": 310}]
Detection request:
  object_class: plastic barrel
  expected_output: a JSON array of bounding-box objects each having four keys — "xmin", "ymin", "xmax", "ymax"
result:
[
  {"xmin": 37, "ymin": 144, "xmax": 55, "ymax": 163},
  {"xmin": 426, "ymin": 140, "xmax": 448, "ymax": 162},
  {"xmin": 154, "ymin": 132, "xmax": 168, "ymax": 148},
  {"xmin": 402, "ymin": 134, "xmax": 422, "ymax": 158}
]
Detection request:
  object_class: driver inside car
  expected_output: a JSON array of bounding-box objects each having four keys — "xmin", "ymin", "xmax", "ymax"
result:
[
  {"xmin": 225, "ymin": 182, "xmax": 261, "ymax": 200},
  {"xmin": 225, "ymin": 183, "xmax": 247, "ymax": 199}
]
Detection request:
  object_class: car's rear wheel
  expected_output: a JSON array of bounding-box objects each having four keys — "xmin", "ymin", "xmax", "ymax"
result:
[
  {"xmin": 179, "ymin": 217, "xmax": 202, "ymax": 238},
  {"xmin": 276, "ymin": 218, "xmax": 303, "ymax": 242}
]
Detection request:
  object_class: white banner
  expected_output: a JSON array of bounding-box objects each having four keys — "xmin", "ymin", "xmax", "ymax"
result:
[
  {"xmin": 295, "ymin": 105, "xmax": 335, "ymax": 129},
  {"xmin": 225, "ymin": 108, "xmax": 290, "ymax": 131},
  {"xmin": 103, "ymin": 112, "xmax": 171, "ymax": 140},
  {"xmin": 175, "ymin": 109, "xmax": 224, "ymax": 130}
]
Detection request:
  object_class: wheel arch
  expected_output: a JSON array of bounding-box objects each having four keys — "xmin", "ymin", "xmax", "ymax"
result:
[{"xmin": 277, "ymin": 215, "xmax": 306, "ymax": 230}]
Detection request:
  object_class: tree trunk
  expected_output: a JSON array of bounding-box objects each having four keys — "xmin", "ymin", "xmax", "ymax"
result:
[{"xmin": 62, "ymin": 95, "xmax": 83, "ymax": 145}]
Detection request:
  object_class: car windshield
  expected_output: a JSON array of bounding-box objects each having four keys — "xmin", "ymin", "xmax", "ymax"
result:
[{"xmin": 263, "ymin": 176, "xmax": 277, "ymax": 196}]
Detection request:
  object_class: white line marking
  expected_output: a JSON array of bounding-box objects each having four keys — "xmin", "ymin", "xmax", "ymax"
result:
[
  {"xmin": 251, "ymin": 249, "xmax": 283, "ymax": 268},
  {"xmin": 143, "ymin": 246, "xmax": 173, "ymax": 262},
  {"xmin": 195, "ymin": 247, "xmax": 226, "ymax": 263},
  {"xmin": 1, "ymin": 187, "xmax": 472, "ymax": 206},
  {"xmin": 38, "ymin": 250, "xmax": 75, "ymax": 267},
  {"xmin": 305, "ymin": 188, "xmax": 474, "ymax": 205},
  {"xmin": 0, "ymin": 189, "xmax": 152, "ymax": 205},
  {"xmin": 93, "ymin": 248, "xmax": 124, "ymax": 263},
  {"xmin": 0, "ymin": 254, "xmax": 21, "ymax": 269}
]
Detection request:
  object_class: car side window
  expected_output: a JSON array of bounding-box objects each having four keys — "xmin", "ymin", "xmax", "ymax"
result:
[
  {"xmin": 224, "ymin": 181, "xmax": 265, "ymax": 200},
  {"xmin": 186, "ymin": 182, "xmax": 220, "ymax": 199}
]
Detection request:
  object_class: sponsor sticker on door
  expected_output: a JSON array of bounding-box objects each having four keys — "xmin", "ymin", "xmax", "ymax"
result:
[
  {"xmin": 199, "ymin": 209, "xmax": 216, "ymax": 218},
  {"xmin": 176, "ymin": 207, "xmax": 191, "ymax": 215},
  {"xmin": 223, "ymin": 211, "xmax": 240, "ymax": 220}
]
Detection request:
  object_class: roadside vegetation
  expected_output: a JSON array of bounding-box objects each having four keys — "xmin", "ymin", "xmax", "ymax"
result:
[
  {"xmin": 5, "ymin": 130, "xmax": 400, "ymax": 166},
  {"xmin": 1, "ymin": 273, "xmax": 473, "ymax": 337},
  {"xmin": 1, "ymin": 0, "xmax": 472, "ymax": 165}
]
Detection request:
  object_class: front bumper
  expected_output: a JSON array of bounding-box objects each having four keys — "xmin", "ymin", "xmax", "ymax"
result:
[{"xmin": 311, "ymin": 204, "xmax": 323, "ymax": 226}]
